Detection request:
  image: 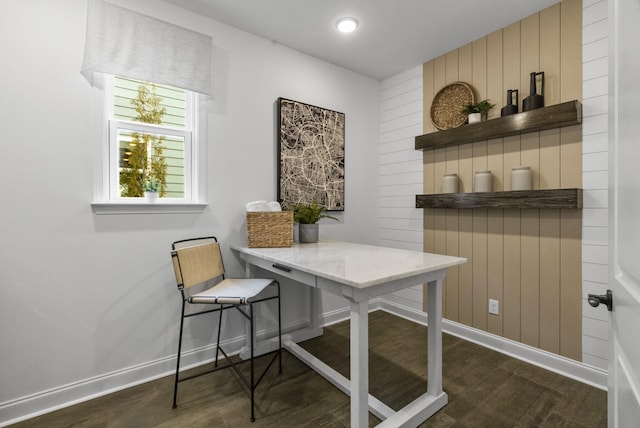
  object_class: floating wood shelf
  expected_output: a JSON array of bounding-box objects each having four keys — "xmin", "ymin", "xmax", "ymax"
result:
[
  {"xmin": 415, "ymin": 100, "xmax": 582, "ymax": 151},
  {"xmin": 415, "ymin": 188, "xmax": 582, "ymax": 209}
]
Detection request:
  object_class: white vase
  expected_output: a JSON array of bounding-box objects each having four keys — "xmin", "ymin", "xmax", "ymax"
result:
[
  {"xmin": 468, "ymin": 112, "xmax": 482, "ymax": 124},
  {"xmin": 442, "ymin": 173, "xmax": 458, "ymax": 193},
  {"xmin": 473, "ymin": 171, "xmax": 492, "ymax": 192},
  {"xmin": 144, "ymin": 191, "xmax": 159, "ymax": 202},
  {"xmin": 511, "ymin": 166, "xmax": 532, "ymax": 191}
]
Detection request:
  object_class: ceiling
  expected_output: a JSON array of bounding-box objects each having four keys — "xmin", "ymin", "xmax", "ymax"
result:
[{"xmin": 165, "ymin": 0, "xmax": 560, "ymax": 81}]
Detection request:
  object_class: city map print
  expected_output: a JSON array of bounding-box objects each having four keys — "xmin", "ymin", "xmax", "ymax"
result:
[{"xmin": 277, "ymin": 98, "xmax": 345, "ymax": 211}]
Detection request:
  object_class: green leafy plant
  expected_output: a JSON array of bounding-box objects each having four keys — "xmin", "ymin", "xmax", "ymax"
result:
[
  {"xmin": 461, "ymin": 99, "xmax": 495, "ymax": 114},
  {"xmin": 289, "ymin": 201, "xmax": 339, "ymax": 224},
  {"xmin": 142, "ymin": 178, "xmax": 160, "ymax": 193}
]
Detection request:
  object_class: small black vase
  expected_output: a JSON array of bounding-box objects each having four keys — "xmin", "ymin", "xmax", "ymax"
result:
[
  {"xmin": 522, "ymin": 71, "xmax": 545, "ymax": 112},
  {"xmin": 501, "ymin": 89, "xmax": 519, "ymax": 117}
]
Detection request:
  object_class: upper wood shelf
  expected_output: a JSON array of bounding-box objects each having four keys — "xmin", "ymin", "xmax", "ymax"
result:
[{"xmin": 415, "ymin": 100, "xmax": 582, "ymax": 151}]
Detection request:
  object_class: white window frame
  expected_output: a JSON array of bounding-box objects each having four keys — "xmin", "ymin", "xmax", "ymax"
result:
[{"xmin": 92, "ymin": 75, "xmax": 207, "ymax": 214}]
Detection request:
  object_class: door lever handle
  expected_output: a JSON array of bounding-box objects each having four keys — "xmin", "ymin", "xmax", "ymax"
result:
[{"xmin": 588, "ymin": 290, "xmax": 613, "ymax": 312}]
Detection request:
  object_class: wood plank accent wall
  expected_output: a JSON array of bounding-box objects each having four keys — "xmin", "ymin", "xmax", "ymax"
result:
[{"xmin": 422, "ymin": 0, "xmax": 583, "ymax": 361}]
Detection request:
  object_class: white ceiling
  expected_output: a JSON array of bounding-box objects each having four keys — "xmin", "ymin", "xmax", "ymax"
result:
[{"xmin": 165, "ymin": 0, "xmax": 560, "ymax": 80}]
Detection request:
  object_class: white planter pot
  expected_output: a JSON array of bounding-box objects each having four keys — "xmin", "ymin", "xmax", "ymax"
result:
[
  {"xmin": 144, "ymin": 191, "xmax": 159, "ymax": 202},
  {"xmin": 298, "ymin": 223, "xmax": 319, "ymax": 243},
  {"xmin": 468, "ymin": 112, "xmax": 482, "ymax": 124}
]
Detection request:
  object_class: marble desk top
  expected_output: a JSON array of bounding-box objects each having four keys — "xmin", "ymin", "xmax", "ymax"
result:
[{"xmin": 231, "ymin": 240, "xmax": 466, "ymax": 289}]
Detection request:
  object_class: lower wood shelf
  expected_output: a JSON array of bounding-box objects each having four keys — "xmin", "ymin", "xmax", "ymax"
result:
[{"xmin": 416, "ymin": 188, "xmax": 582, "ymax": 209}]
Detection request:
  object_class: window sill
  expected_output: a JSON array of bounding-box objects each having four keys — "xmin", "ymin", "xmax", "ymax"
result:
[{"xmin": 91, "ymin": 201, "xmax": 208, "ymax": 215}]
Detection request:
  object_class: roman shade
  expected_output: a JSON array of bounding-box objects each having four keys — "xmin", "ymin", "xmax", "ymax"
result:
[{"xmin": 81, "ymin": 0, "xmax": 213, "ymax": 96}]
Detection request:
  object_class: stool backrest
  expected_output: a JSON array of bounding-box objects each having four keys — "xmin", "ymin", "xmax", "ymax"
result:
[{"xmin": 171, "ymin": 240, "xmax": 224, "ymax": 289}]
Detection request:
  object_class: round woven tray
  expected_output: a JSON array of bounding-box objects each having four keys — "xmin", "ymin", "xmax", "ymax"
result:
[{"xmin": 430, "ymin": 82, "xmax": 475, "ymax": 130}]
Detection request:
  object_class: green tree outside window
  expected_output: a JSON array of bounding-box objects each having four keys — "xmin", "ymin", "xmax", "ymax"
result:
[{"xmin": 120, "ymin": 83, "xmax": 168, "ymax": 197}]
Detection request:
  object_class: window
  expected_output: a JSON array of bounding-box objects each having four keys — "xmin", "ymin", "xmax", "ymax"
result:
[
  {"xmin": 82, "ymin": 2, "xmax": 211, "ymax": 214},
  {"xmin": 108, "ymin": 76, "xmax": 195, "ymax": 201},
  {"xmin": 91, "ymin": 75, "xmax": 206, "ymax": 213}
]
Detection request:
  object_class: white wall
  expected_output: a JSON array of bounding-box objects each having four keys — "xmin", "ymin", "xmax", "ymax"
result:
[
  {"xmin": 581, "ymin": 0, "xmax": 610, "ymax": 370},
  {"xmin": 0, "ymin": 0, "xmax": 379, "ymax": 424},
  {"xmin": 378, "ymin": 66, "xmax": 424, "ymax": 311}
]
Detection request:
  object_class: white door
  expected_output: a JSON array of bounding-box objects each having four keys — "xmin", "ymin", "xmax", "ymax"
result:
[{"xmin": 608, "ymin": 0, "xmax": 640, "ymax": 425}]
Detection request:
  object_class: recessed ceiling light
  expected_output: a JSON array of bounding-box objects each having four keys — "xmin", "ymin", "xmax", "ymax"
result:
[{"xmin": 335, "ymin": 17, "xmax": 359, "ymax": 33}]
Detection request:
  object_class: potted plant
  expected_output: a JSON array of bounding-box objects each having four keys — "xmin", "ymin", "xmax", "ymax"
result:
[
  {"xmin": 461, "ymin": 99, "xmax": 495, "ymax": 124},
  {"xmin": 142, "ymin": 178, "xmax": 160, "ymax": 202},
  {"xmin": 290, "ymin": 201, "xmax": 338, "ymax": 243}
]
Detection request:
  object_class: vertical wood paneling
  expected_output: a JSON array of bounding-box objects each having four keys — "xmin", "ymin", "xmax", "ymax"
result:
[
  {"xmin": 444, "ymin": 51, "xmax": 460, "ymax": 322},
  {"xmin": 540, "ymin": 4, "xmax": 561, "ymax": 107},
  {"xmin": 521, "ymin": 209, "xmax": 540, "ymax": 347},
  {"xmin": 486, "ymin": 30, "xmax": 503, "ymax": 121},
  {"xmin": 433, "ymin": 153, "xmax": 447, "ymax": 313},
  {"xmin": 559, "ymin": 5, "xmax": 582, "ymax": 355},
  {"xmin": 458, "ymin": 143, "xmax": 474, "ymax": 326},
  {"xmin": 421, "ymin": 1, "xmax": 582, "ymax": 361},
  {"xmin": 423, "ymin": 61, "xmax": 436, "ymax": 253},
  {"xmin": 445, "ymin": 144, "xmax": 460, "ymax": 320},
  {"xmin": 540, "ymin": 209, "xmax": 561, "ymax": 353},
  {"xmin": 458, "ymin": 208, "xmax": 473, "ymax": 326},
  {"xmin": 561, "ymin": 210, "xmax": 582, "ymax": 360},
  {"xmin": 432, "ymin": 54, "xmax": 447, "ymax": 313},
  {"xmin": 538, "ymin": 4, "xmax": 562, "ymax": 349},
  {"xmin": 487, "ymin": 207, "xmax": 504, "ymax": 335},
  {"xmin": 423, "ymin": 62, "xmax": 435, "ymax": 135},
  {"xmin": 472, "ymin": 37, "xmax": 488, "ymax": 101},
  {"xmin": 472, "ymin": 209, "xmax": 488, "ymax": 330},
  {"xmin": 501, "ymin": 20, "xmax": 522, "ymax": 343},
  {"xmin": 503, "ymin": 22, "xmax": 521, "ymax": 116},
  {"xmin": 519, "ymin": 5, "xmax": 541, "ymax": 350},
  {"xmin": 423, "ymin": 62, "xmax": 435, "ymax": 311},
  {"xmin": 503, "ymin": 209, "xmax": 522, "ymax": 341},
  {"xmin": 560, "ymin": 0, "xmax": 583, "ymax": 103},
  {"xmin": 486, "ymin": 27, "xmax": 504, "ymax": 336},
  {"xmin": 520, "ymin": 13, "xmax": 540, "ymax": 106},
  {"xmin": 458, "ymin": 43, "xmax": 473, "ymax": 87}
]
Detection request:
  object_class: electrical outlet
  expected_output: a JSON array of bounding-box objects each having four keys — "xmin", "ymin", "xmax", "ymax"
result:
[{"xmin": 489, "ymin": 299, "xmax": 499, "ymax": 315}]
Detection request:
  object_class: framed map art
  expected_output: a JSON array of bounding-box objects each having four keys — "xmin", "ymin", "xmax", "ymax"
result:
[{"xmin": 276, "ymin": 98, "xmax": 345, "ymax": 211}]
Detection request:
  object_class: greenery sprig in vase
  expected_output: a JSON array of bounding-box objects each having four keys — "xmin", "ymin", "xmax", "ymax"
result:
[
  {"xmin": 290, "ymin": 201, "xmax": 338, "ymax": 224},
  {"xmin": 142, "ymin": 178, "xmax": 160, "ymax": 193}
]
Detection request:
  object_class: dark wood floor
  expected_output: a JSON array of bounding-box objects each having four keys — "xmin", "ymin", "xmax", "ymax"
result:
[{"xmin": 12, "ymin": 311, "xmax": 607, "ymax": 427}]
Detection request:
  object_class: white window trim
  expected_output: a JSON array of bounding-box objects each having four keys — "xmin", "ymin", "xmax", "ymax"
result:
[{"xmin": 91, "ymin": 74, "xmax": 207, "ymax": 215}]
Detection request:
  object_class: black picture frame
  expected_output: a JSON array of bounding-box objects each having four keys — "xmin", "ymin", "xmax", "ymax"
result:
[{"xmin": 276, "ymin": 97, "xmax": 345, "ymax": 211}]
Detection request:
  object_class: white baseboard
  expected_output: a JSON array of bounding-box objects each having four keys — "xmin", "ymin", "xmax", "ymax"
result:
[
  {"xmin": 378, "ymin": 299, "xmax": 608, "ymax": 391},
  {"xmin": 1, "ymin": 298, "xmax": 607, "ymax": 426}
]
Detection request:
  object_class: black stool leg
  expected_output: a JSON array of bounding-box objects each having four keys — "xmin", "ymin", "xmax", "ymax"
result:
[
  {"xmin": 173, "ymin": 301, "xmax": 186, "ymax": 408},
  {"xmin": 214, "ymin": 305, "xmax": 223, "ymax": 367}
]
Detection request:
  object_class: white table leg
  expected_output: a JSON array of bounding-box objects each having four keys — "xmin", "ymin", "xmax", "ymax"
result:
[
  {"xmin": 309, "ymin": 286, "xmax": 321, "ymax": 330},
  {"xmin": 351, "ymin": 299, "xmax": 369, "ymax": 428},
  {"xmin": 427, "ymin": 278, "xmax": 443, "ymax": 396}
]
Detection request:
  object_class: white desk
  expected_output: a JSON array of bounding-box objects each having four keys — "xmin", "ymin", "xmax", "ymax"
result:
[{"xmin": 231, "ymin": 241, "xmax": 466, "ymax": 428}]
